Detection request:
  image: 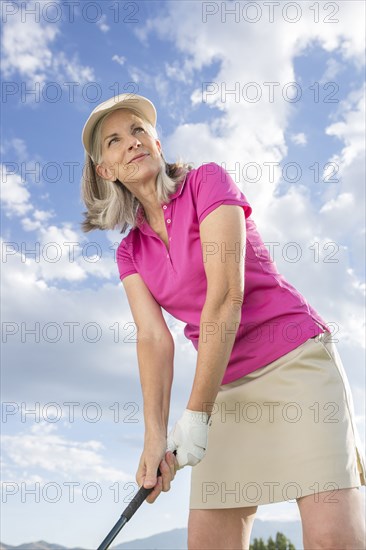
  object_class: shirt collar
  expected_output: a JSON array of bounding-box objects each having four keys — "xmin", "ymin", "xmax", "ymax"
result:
[{"xmin": 168, "ymin": 171, "xmax": 188, "ymax": 200}]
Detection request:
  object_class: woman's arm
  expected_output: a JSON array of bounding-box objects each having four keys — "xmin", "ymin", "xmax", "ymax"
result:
[
  {"xmin": 187, "ymin": 204, "xmax": 246, "ymax": 415},
  {"xmin": 137, "ymin": 336, "xmax": 174, "ymax": 436},
  {"xmin": 122, "ymin": 274, "xmax": 178, "ymax": 500},
  {"xmin": 122, "ymin": 273, "xmax": 175, "ymax": 436},
  {"xmin": 187, "ymin": 300, "xmax": 242, "ymax": 415}
]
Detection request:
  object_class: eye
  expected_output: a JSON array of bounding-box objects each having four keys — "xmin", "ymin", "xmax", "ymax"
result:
[
  {"xmin": 134, "ymin": 126, "xmax": 145, "ymax": 133},
  {"xmin": 108, "ymin": 137, "xmax": 119, "ymax": 146}
]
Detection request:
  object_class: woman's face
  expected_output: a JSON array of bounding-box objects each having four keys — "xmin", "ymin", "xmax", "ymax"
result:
[{"xmin": 95, "ymin": 108, "xmax": 162, "ymax": 188}]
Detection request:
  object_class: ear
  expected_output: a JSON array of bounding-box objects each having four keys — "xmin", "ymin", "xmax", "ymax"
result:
[
  {"xmin": 155, "ymin": 139, "xmax": 162, "ymax": 154},
  {"xmin": 95, "ymin": 162, "xmax": 116, "ymax": 182}
]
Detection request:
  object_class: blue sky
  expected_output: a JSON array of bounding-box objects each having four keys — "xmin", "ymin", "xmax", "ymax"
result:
[{"xmin": 1, "ymin": 0, "xmax": 365, "ymax": 547}]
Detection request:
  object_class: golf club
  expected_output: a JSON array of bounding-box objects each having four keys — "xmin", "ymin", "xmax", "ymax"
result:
[{"xmin": 97, "ymin": 452, "xmax": 177, "ymax": 550}]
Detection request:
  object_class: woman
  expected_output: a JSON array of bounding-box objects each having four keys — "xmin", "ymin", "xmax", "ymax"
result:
[{"xmin": 81, "ymin": 93, "xmax": 366, "ymax": 549}]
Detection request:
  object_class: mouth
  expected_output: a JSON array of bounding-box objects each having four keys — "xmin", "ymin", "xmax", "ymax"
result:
[{"xmin": 129, "ymin": 153, "xmax": 149, "ymax": 163}]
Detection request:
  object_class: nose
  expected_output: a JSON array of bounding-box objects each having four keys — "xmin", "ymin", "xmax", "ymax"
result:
[{"xmin": 127, "ymin": 135, "xmax": 142, "ymax": 150}]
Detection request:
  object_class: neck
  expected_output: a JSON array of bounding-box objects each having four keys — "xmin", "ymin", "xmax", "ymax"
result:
[
  {"xmin": 145, "ymin": 208, "xmax": 163, "ymax": 226},
  {"xmin": 132, "ymin": 181, "xmax": 161, "ymax": 225},
  {"xmin": 138, "ymin": 197, "xmax": 162, "ymax": 226}
]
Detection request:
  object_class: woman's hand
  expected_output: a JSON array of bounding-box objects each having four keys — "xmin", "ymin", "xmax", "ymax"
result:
[
  {"xmin": 136, "ymin": 434, "xmax": 179, "ymax": 504},
  {"xmin": 167, "ymin": 409, "xmax": 212, "ymax": 469}
]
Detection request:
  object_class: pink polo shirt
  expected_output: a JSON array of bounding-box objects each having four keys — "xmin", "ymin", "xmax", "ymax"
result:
[{"xmin": 117, "ymin": 162, "xmax": 330, "ymax": 385}]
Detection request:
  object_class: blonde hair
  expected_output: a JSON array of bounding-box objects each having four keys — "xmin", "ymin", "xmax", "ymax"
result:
[{"xmin": 80, "ymin": 107, "xmax": 193, "ymax": 233}]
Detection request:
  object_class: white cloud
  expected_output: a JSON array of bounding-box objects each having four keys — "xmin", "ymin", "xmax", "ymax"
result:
[
  {"xmin": 112, "ymin": 54, "xmax": 126, "ymax": 66},
  {"xmin": 1, "ymin": 165, "xmax": 33, "ymax": 217},
  {"xmin": 13, "ymin": 221, "xmax": 117, "ymax": 283},
  {"xmin": 22, "ymin": 209, "xmax": 55, "ymax": 231},
  {"xmin": 165, "ymin": 61, "xmax": 192, "ymax": 83},
  {"xmin": 319, "ymin": 192, "xmax": 354, "ymax": 213},
  {"xmin": 318, "ymin": 85, "xmax": 365, "ymax": 260},
  {"xmin": 127, "ymin": 65, "xmax": 144, "ymax": 84},
  {"xmin": 32, "ymin": 223, "xmax": 89, "ymax": 282},
  {"xmin": 8, "ymin": 138, "xmax": 30, "ymax": 160},
  {"xmin": 1, "ymin": 5, "xmax": 57, "ymax": 82},
  {"xmin": 33, "ymin": 209, "xmax": 54, "ymax": 222},
  {"xmin": 319, "ymin": 57, "xmax": 344, "ymax": 84},
  {"xmin": 1, "ymin": 0, "xmax": 95, "ymax": 88},
  {"xmin": 0, "ymin": 163, "xmax": 87, "ymax": 281},
  {"xmin": 1, "ymin": 150, "xmax": 116, "ymax": 282},
  {"xmin": 52, "ymin": 50, "xmax": 95, "ymax": 83},
  {"xmin": 96, "ymin": 14, "xmax": 110, "ymax": 33},
  {"xmin": 127, "ymin": 65, "xmax": 174, "ymax": 112},
  {"xmin": 2, "ymin": 422, "xmax": 129, "ymax": 482},
  {"xmin": 290, "ymin": 132, "xmax": 307, "ymax": 146},
  {"xmin": 325, "ymin": 85, "xmax": 365, "ymax": 166}
]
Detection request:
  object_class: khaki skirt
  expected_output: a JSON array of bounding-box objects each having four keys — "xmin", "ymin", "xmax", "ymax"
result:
[{"xmin": 190, "ymin": 331, "xmax": 366, "ymax": 508}]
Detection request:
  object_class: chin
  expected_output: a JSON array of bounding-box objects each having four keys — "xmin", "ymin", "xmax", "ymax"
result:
[{"xmin": 123, "ymin": 163, "xmax": 161, "ymax": 183}]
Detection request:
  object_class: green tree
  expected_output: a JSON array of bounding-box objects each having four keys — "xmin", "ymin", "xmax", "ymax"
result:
[
  {"xmin": 249, "ymin": 531, "xmax": 297, "ymax": 550},
  {"xmin": 250, "ymin": 538, "xmax": 267, "ymax": 550},
  {"xmin": 276, "ymin": 532, "xmax": 289, "ymax": 550}
]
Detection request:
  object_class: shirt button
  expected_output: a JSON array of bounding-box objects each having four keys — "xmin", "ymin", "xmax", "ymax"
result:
[
  {"xmin": 163, "ymin": 205, "xmax": 167, "ymax": 210},
  {"xmin": 167, "ymin": 219, "xmax": 171, "ymax": 223},
  {"xmin": 166, "ymin": 254, "xmax": 169, "ymax": 258}
]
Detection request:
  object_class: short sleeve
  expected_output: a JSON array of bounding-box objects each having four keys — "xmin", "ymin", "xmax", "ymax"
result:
[
  {"xmin": 195, "ymin": 162, "xmax": 252, "ymax": 224},
  {"xmin": 116, "ymin": 239, "xmax": 138, "ymax": 281}
]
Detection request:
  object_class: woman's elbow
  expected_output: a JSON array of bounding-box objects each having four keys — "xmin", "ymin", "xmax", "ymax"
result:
[
  {"xmin": 205, "ymin": 287, "xmax": 244, "ymax": 314},
  {"xmin": 229, "ymin": 292, "xmax": 244, "ymax": 311}
]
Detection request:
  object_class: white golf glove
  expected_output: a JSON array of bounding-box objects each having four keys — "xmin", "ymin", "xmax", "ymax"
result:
[{"xmin": 167, "ymin": 409, "xmax": 212, "ymax": 469}]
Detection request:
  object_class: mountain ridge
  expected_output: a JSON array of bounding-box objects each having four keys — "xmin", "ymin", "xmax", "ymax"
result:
[{"xmin": 0, "ymin": 520, "xmax": 304, "ymax": 549}]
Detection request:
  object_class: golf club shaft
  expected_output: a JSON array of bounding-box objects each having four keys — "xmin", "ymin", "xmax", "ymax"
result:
[
  {"xmin": 97, "ymin": 469, "xmax": 162, "ymax": 550},
  {"xmin": 97, "ymin": 515, "xmax": 128, "ymax": 550}
]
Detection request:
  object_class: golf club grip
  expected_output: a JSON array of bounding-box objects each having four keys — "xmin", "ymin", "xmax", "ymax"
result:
[
  {"xmin": 123, "ymin": 466, "xmax": 162, "ymax": 520},
  {"xmin": 97, "ymin": 467, "xmax": 162, "ymax": 550},
  {"xmin": 122, "ymin": 449, "xmax": 177, "ymax": 521},
  {"xmin": 97, "ymin": 451, "xmax": 177, "ymax": 549}
]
